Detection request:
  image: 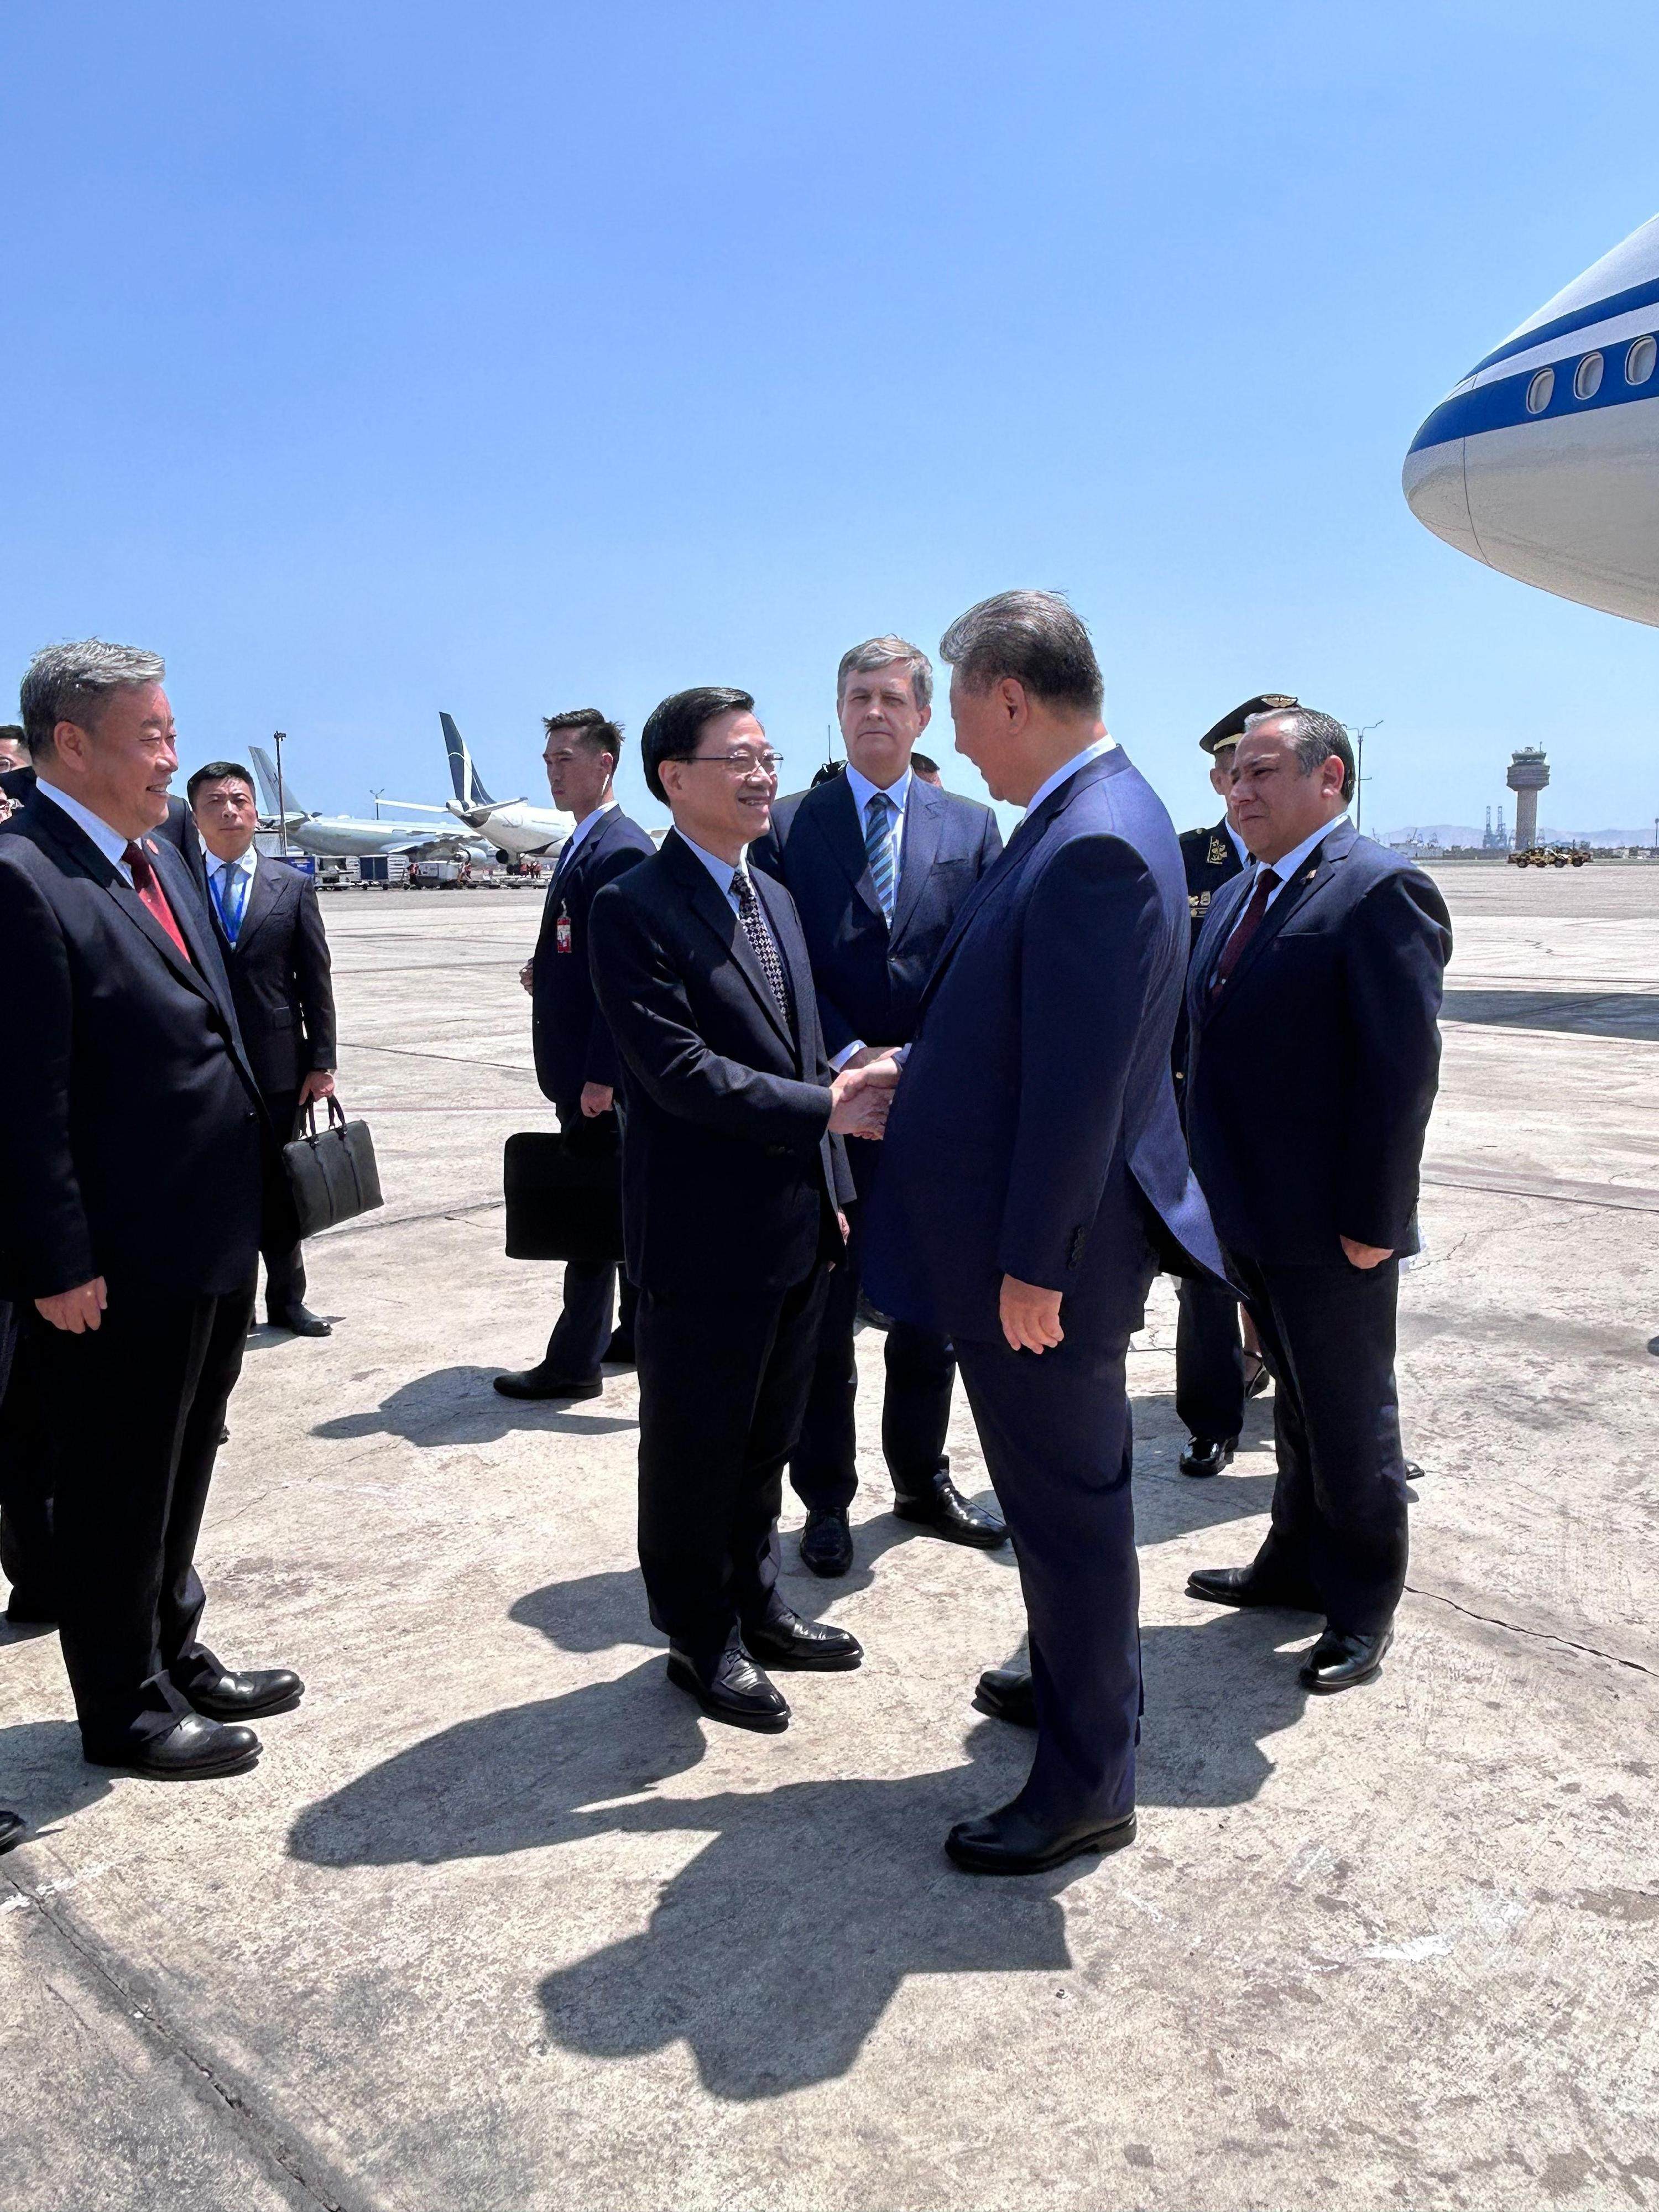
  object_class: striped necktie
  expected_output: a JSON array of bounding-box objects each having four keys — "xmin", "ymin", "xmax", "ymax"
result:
[{"xmin": 864, "ymin": 789, "xmax": 898, "ymax": 923}]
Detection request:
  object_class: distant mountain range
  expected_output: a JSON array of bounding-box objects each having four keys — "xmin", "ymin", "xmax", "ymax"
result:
[{"xmin": 1380, "ymin": 823, "xmax": 1657, "ymax": 850}]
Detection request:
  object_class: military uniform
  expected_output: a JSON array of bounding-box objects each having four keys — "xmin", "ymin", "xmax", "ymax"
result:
[{"xmin": 1172, "ymin": 694, "xmax": 1295, "ymax": 1470}]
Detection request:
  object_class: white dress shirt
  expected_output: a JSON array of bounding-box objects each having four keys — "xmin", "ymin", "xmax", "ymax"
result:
[
  {"xmin": 33, "ymin": 779, "xmax": 136, "ymax": 882},
  {"xmin": 555, "ymin": 797, "xmax": 617, "ymax": 877},
  {"xmin": 843, "ymin": 763, "xmax": 912, "ymax": 867},
  {"xmin": 206, "ymin": 842, "xmax": 259, "ymax": 935},
  {"xmin": 1226, "ymin": 820, "xmax": 1250, "ymax": 865},
  {"xmin": 1252, "ymin": 813, "xmax": 1350, "ymax": 909},
  {"xmin": 1024, "ymin": 733, "xmax": 1119, "ymax": 818},
  {"xmin": 677, "ymin": 831, "xmax": 752, "ymax": 912}
]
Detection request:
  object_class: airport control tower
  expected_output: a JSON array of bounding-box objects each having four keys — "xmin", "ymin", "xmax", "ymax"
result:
[{"xmin": 1506, "ymin": 745, "xmax": 1550, "ymax": 850}]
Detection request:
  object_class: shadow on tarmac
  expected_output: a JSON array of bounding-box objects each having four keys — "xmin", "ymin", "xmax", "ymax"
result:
[
  {"xmin": 310, "ymin": 1365, "xmax": 639, "ymax": 1446},
  {"xmin": 288, "ymin": 1473, "xmax": 1313, "ymax": 2099}
]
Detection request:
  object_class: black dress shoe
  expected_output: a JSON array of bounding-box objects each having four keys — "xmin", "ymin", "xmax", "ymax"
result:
[
  {"xmin": 86, "ymin": 1714, "xmax": 261, "ymax": 1778},
  {"xmin": 666, "ymin": 1644, "xmax": 790, "ymax": 1732},
  {"xmin": 602, "ymin": 1329, "xmax": 635, "ymax": 1368},
  {"xmin": 946, "ymin": 1799, "xmax": 1136, "ymax": 1876},
  {"xmin": 492, "ymin": 1365, "xmax": 602, "ymax": 1402},
  {"xmin": 893, "ymin": 1460, "xmax": 1008, "ymax": 1549},
  {"xmin": 0, "ymin": 1809, "xmax": 23, "ymax": 1853},
  {"xmin": 743, "ymin": 1608, "xmax": 863, "ymax": 1671},
  {"xmin": 1186, "ymin": 1563, "xmax": 1322, "ymax": 1611},
  {"xmin": 1243, "ymin": 1350, "xmax": 1272, "ymax": 1399},
  {"xmin": 973, "ymin": 1666, "xmax": 1036, "ymax": 1728},
  {"xmin": 1178, "ymin": 1436, "xmax": 1236, "ymax": 1479},
  {"xmin": 187, "ymin": 1666, "xmax": 305, "ymax": 1720},
  {"xmin": 799, "ymin": 1507, "xmax": 854, "ymax": 1577},
  {"xmin": 268, "ymin": 1303, "xmax": 332, "ymax": 1338},
  {"xmin": 1299, "ymin": 1624, "xmax": 1394, "ymax": 1693}
]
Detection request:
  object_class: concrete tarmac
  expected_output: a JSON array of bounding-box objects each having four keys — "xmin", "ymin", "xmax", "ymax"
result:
[{"xmin": 3, "ymin": 864, "xmax": 1657, "ymax": 2211}]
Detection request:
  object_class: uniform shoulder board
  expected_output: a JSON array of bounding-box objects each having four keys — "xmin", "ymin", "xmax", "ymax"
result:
[{"xmin": 1206, "ymin": 834, "xmax": 1229, "ymax": 867}]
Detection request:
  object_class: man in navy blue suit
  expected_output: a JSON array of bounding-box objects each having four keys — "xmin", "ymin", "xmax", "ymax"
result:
[
  {"xmin": 495, "ymin": 709, "xmax": 656, "ymax": 1401},
  {"xmin": 753, "ymin": 637, "xmax": 1006, "ymax": 1575},
  {"xmin": 1183, "ymin": 707, "xmax": 1451, "ymax": 1693},
  {"xmin": 864, "ymin": 592, "xmax": 1225, "ymax": 1876}
]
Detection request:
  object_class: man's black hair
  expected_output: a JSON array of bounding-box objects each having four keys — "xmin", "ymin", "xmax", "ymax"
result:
[
  {"xmin": 640, "ymin": 687, "xmax": 755, "ymax": 804},
  {"xmin": 544, "ymin": 707, "xmax": 624, "ymax": 761},
  {"xmin": 186, "ymin": 760, "xmax": 257, "ymax": 807}
]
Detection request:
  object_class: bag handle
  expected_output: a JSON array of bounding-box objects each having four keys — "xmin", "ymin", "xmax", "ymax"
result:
[{"xmin": 290, "ymin": 1094, "xmax": 347, "ymax": 1144}]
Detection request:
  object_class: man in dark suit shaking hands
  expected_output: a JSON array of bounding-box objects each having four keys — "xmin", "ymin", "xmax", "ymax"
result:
[
  {"xmin": 495, "ymin": 709, "xmax": 656, "ymax": 1401},
  {"xmin": 865, "ymin": 593, "xmax": 1225, "ymax": 1875},
  {"xmin": 189, "ymin": 760, "xmax": 338, "ymax": 1336},
  {"xmin": 0, "ymin": 641, "xmax": 301, "ymax": 1780},
  {"xmin": 1183, "ymin": 708, "xmax": 1451, "ymax": 1693},
  {"xmin": 589, "ymin": 688, "xmax": 894, "ymax": 1733},
  {"xmin": 754, "ymin": 637, "xmax": 1006, "ymax": 1574}
]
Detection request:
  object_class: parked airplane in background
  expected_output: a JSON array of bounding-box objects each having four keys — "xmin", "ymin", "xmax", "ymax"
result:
[
  {"xmin": 431, "ymin": 713, "xmax": 571, "ymax": 860},
  {"xmin": 249, "ymin": 748, "xmax": 486, "ymax": 862},
  {"xmin": 1404, "ymin": 212, "xmax": 1659, "ymax": 624}
]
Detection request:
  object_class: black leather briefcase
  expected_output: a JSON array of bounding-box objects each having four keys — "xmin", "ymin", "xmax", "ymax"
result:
[
  {"xmin": 503, "ymin": 1130, "xmax": 624, "ymax": 1262},
  {"xmin": 283, "ymin": 1098, "xmax": 384, "ymax": 1239}
]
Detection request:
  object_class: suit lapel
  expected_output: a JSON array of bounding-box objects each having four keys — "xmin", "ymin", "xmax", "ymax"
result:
[
  {"xmin": 1206, "ymin": 823, "xmax": 1354, "ymax": 1017},
  {"xmin": 807, "ymin": 775, "xmax": 884, "ymax": 920},
  {"xmin": 887, "ymin": 778, "xmax": 944, "ymax": 946},
  {"xmin": 29, "ymin": 802, "xmax": 222, "ymax": 1008},
  {"xmin": 756, "ymin": 870, "xmax": 809, "ymax": 1068},
  {"xmin": 663, "ymin": 832, "xmax": 795, "ymax": 1057}
]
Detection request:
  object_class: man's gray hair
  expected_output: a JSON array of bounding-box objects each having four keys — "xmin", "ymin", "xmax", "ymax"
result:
[
  {"xmin": 1244, "ymin": 705, "xmax": 1356, "ymax": 804},
  {"xmin": 20, "ymin": 639, "xmax": 167, "ymax": 759},
  {"xmin": 938, "ymin": 589, "xmax": 1103, "ymax": 714},
  {"xmin": 836, "ymin": 634, "xmax": 933, "ymax": 711}
]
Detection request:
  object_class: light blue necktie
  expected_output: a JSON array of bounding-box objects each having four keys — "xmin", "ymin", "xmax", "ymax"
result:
[
  {"xmin": 864, "ymin": 790, "xmax": 898, "ymax": 924},
  {"xmin": 214, "ymin": 862, "xmax": 249, "ymax": 945}
]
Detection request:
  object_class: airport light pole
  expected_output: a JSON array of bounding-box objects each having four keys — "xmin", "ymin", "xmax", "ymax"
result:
[
  {"xmin": 274, "ymin": 731, "xmax": 289, "ymax": 857},
  {"xmin": 371, "ymin": 786, "xmax": 385, "ymax": 819},
  {"xmin": 1349, "ymin": 719, "xmax": 1383, "ymax": 835}
]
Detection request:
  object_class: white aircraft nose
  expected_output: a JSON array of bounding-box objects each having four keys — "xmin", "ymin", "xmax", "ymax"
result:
[{"xmin": 1402, "ymin": 428, "xmax": 1483, "ymax": 563}]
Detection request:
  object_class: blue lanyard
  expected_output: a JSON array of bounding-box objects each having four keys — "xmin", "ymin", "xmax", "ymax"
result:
[{"xmin": 214, "ymin": 863, "xmax": 249, "ymax": 942}]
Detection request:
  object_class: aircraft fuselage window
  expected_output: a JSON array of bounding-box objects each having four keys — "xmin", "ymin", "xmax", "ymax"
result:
[
  {"xmin": 1573, "ymin": 351, "xmax": 1604, "ymax": 400},
  {"xmin": 1526, "ymin": 367, "xmax": 1554, "ymax": 413},
  {"xmin": 1626, "ymin": 335, "xmax": 1657, "ymax": 385}
]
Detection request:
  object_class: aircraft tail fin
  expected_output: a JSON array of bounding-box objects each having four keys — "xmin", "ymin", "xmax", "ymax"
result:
[
  {"xmin": 440, "ymin": 713, "xmax": 494, "ymax": 808},
  {"xmin": 249, "ymin": 744, "xmax": 304, "ymax": 818}
]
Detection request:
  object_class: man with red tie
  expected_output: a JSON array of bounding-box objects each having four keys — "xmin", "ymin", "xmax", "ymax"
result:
[{"xmin": 0, "ymin": 641, "xmax": 303, "ymax": 1780}]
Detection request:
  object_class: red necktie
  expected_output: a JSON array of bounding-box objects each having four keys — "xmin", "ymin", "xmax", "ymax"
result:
[
  {"xmin": 1208, "ymin": 865, "xmax": 1279, "ymax": 999},
  {"xmin": 123, "ymin": 841, "xmax": 193, "ymax": 964}
]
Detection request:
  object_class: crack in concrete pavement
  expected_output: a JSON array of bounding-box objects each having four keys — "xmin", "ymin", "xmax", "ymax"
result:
[
  {"xmin": 3, "ymin": 1865, "xmax": 370, "ymax": 2212},
  {"xmin": 1405, "ymin": 1582, "xmax": 1656, "ymax": 1678}
]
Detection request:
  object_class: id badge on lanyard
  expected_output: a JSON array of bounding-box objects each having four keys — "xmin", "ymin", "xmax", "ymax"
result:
[{"xmin": 555, "ymin": 904, "xmax": 573, "ymax": 953}]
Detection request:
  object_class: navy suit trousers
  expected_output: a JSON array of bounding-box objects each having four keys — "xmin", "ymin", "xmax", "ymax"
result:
[
  {"xmin": 954, "ymin": 1267, "xmax": 1151, "ymax": 1829},
  {"xmin": 1174, "ymin": 1275, "xmax": 1245, "ymax": 1443},
  {"xmin": 788, "ymin": 1136, "xmax": 956, "ymax": 1511},
  {"xmin": 1229, "ymin": 1250, "xmax": 1408, "ymax": 1634}
]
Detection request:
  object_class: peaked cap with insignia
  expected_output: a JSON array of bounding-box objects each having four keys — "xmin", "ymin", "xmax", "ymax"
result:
[{"xmin": 1198, "ymin": 693, "xmax": 1298, "ymax": 758}]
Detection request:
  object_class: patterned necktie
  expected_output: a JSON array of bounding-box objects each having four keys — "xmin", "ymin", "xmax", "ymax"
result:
[
  {"xmin": 1208, "ymin": 866, "xmax": 1279, "ymax": 999},
  {"xmin": 733, "ymin": 869, "xmax": 796, "ymax": 1030},
  {"xmin": 123, "ymin": 842, "xmax": 193, "ymax": 963},
  {"xmin": 864, "ymin": 789, "xmax": 898, "ymax": 923},
  {"xmin": 213, "ymin": 862, "xmax": 249, "ymax": 945}
]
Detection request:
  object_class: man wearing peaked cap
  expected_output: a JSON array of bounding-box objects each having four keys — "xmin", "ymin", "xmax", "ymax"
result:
[{"xmin": 1170, "ymin": 696, "xmax": 1295, "ymax": 1479}]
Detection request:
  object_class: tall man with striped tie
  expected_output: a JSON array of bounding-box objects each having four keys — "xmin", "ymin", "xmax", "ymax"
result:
[
  {"xmin": 589, "ymin": 688, "xmax": 895, "ymax": 1732},
  {"xmin": 189, "ymin": 761, "xmax": 338, "ymax": 1335},
  {"xmin": 753, "ymin": 639, "xmax": 1005, "ymax": 1577}
]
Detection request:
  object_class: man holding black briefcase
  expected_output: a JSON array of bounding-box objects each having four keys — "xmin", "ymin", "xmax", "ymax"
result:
[
  {"xmin": 495, "ymin": 708, "xmax": 655, "ymax": 1402},
  {"xmin": 190, "ymin": 760, "xmax": 338, "ymax": 1337}
]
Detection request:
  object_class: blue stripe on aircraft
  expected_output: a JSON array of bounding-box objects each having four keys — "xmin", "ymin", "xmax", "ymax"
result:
[
  {"xmin": 1464, "ymin": 274, "xmax": 1659, "ymax": 377},
  {"xmin": 1408, "ymin": 341, "xmax": 1659, "ymax": 454}
]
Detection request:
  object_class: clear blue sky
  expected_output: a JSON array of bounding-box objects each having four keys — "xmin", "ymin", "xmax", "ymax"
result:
[{"xmin": 4, "ymin": 2, "xmax": 1657, "ymax": 837}]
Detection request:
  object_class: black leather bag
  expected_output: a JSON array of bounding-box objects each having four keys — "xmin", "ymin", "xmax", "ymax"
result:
[
  {"xmin": 283, "ymin": 1098, "xmax": 384, "ymax": 1239},
  {"xmin": 503, "ymin": 1130, "xmax": 624, "ymax": 1262}
]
